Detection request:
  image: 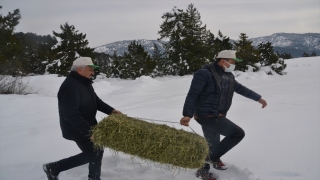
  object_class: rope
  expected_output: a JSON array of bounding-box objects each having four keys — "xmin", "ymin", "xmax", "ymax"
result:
[{"xmin": 132, "ymin": 116, "xmax": 198, "ymax": 135}]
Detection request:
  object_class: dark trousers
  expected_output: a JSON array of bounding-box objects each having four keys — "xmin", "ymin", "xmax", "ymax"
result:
[
  {"xmin": 56, "ymin": 138, "xmax": 104, "ymax": 180},
  {"xmin": 196, "ymin": 116, "xmax": 245, "ymax": 162}
]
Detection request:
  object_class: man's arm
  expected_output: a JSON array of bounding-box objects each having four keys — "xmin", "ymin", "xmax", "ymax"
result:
[
  {"xmin": 234, "ymin": 80, "xmax": 267, "ymax": 108},
  {"xmin": 60, "ymin": 86, "xmax": 92, "ymax": 136},
  {"xmin": 95, "ymin": 93, "xmax": 115, "ymax": 115},
  {"xmin": 181, "ymin": 69, "xmax": 209, "ymax": 126},
  {"xmin": 95, "ymin": 93, "xmax": 122, "ymax": 114}
]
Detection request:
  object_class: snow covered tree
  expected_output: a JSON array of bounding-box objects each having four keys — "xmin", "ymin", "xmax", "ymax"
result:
[
  {"xmin": 0, "ymin": 6, "xmax": 22, "ymax": 75},
  {"xmin": 158, "ymin": 4, "xmax": 208, "ymax": 75},
  {"xmin": 152, "ymin": 43, "xmax": 164, "ymax": 77},
  {"xmin": 112, "ymin": 41, "xmax": 155, "ymax": 79},
  {"xmin": 276, "ymin": 51, "xmax": 292, "ymax": 59},
  {"xmin": 47, "ymin": 23, "xmax": 95, "ymax": 76},
  {"xmin": 302, "ymin": 52, "xmax": 310, "ymax": 57},
  {"xmin": 310, "ymin": 51, "xmax": 317, "ymax": 56},
  {"xmin": 205, "ymin": 30, "xmax": 233, "ymax": 61},
  {"xmin": 15, "ymin": 32, "xmax": 57, "ymax": 75},
  {"xmin": 94, "ymin": 52, "xmax": 113, "ymax": 77},
  {"xmin": 258, "ymin": 42, "xmax": 278, "ymax": 66},
  {"xmin": 258, "ymin": 42, "xmax": 286, "ymax": 75},
  {"xmin": 233, "ymin": 33, "xmax": 259, "ymax": 72}
]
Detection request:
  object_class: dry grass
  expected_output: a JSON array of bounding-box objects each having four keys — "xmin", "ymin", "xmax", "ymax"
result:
[{"xmin": 91, "ymin": 114, "xmax": 208, "ymax": 169}]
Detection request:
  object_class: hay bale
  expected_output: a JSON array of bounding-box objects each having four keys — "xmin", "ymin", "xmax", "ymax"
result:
[{"xmin": 91, "ymin": 114, "xmax": 209, "ymax": 169}]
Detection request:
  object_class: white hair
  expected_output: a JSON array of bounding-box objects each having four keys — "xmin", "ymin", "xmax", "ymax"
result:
[{"xmin": 70, "ymin": 65, "xmax": 86, "ymax": 71}]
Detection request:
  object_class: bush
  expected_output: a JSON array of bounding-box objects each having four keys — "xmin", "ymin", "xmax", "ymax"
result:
[{"xmin": 0, "ymin": 75, "xmax": 33, "ymax": 95}]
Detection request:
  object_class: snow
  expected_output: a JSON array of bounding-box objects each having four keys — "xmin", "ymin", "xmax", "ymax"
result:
[{"xmin": 1, "ymin": 57, "xmax": 320, "ymax": 180}]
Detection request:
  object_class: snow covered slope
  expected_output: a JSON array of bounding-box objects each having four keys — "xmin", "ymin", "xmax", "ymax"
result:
[{"xmin": 0, "ymin": 57, "xmax": 319, "ymax": 180}]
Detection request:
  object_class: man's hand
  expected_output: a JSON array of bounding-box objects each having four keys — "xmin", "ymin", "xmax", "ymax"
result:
[
  {"xmin": 258, "ymin": 98, "xmax": 267, "ymax": 108},
  {"xmin": 112, "ymin": 109, "xmax": 122, "ymax": 114},
  {"xmin": 180, "ymin": 116, "xmax": 191, "ymax": 126},
  {"xmin": 90, "ymin": 134, "xmax": 94, "ymax": 141}
]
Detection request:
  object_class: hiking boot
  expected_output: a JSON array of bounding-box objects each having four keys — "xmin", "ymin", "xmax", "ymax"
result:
[
  {"xmin": 195, "ymin": 163, "xmax": 217, "ymax": 180},
  {"xmin": 212, "ymin": 160, "xmax": 228, "ymax": 170},
  {"xmin": 43, "ymin": 162, "xmax": 60, "ymax": 180}
]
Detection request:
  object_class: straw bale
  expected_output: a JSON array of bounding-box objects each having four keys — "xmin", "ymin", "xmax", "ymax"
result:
[{"xmin": 91, "ymin": 114, "xmax": 209, "ymax": 169}]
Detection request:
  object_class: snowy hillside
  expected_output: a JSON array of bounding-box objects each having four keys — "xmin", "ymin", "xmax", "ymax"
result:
[
  {"xmin": 94, "ymin": 33, "xmax": 320, "ymax": 58},
  {"xmin": 250, "ymin": 33, "xmax": 320, "ymax": 57},
  {"xmin": 0, "ymin": 57, "xmax": 319, "ymax": 180},
  {"xmin": 94, "ymin": 39, "xmax": 164, "ymax": 56}
]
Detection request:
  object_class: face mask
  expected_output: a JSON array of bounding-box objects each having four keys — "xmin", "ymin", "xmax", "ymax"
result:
[{"xmin": 223, "ymin": 60, "xmax": 235, "ymax": 72}]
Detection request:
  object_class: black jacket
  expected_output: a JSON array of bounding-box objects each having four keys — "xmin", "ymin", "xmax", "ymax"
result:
[
  {"xmin": 183, "ymin": 62, "xmax": 261, "ymax": 118},
  {"xmin": 58, "ymin": 71, "xmax": 114, "ymax": 141}
]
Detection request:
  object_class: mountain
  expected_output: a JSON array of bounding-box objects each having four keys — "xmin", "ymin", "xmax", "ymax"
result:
[
  {"xmin": 94, "ymin": 33, "xmax": 320, "ymax": 57},
  {"xmin": 94, "ymin": 39, "xmax": 164, "ymax": 56},
  {"xmin": 250, "ymin": 33, "xmax": 320, "ymax": 57}
]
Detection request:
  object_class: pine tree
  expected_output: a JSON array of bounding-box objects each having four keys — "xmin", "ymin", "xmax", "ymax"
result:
[
  {"xmin": 310, "ymin": 51, "xmax": 317, "ymax": 56},
  {"xmin": 258, "ymin": 42, "xmax": 278, "ymax": 66},
  {"xmin": 0, "ymin": 6, "xmax": 22, "ymax": 75},
  {"xmin": 180, "ymin": 4, "xmax": 208, "ymax": 74},
  {"xmin": 112, "ymin": 41, "xmax": 155, "ymax": 79},
  {"xmin": 206, "ymin": 30, "xmax": 233, "ymax": 61},
  {"xmin": 233, "ymin": 33, "xmax": 259, "ymax": 72},
  {"xmin": 276, "ymin": 51, "xmax": 292, "ymax": 59},
  {"xmin": 152, "ymin": 43, "xmax": 164, "ymax": 77},
  {"xmin": 302, "ymin": 52, "xmax": 309, "ymax": 57},
  {"xmin": 48, "ymin": 23, "xmax": 95, "ymax": 76},
  {"xmin": 158, "ymin": 4, "xmax": 208, "ymax": 75},
  {"xmin": 258, "ymin": 42, "xmax": 286, "ymax": 75},
  {"xmin": 94, "ymin": 52, "xmax": 112, "ymax": 77},
  {"xmin": 15, "ymin": 32, "xmax": 57, "ymax": 75},
  {"xmin": 158, "ymin": 6, "xmax": 184, "ymax": 75}
]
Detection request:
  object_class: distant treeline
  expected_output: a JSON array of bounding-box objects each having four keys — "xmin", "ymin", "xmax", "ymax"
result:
[{"xmin": 1, "ymin": 4, "xmax": 308, "ymax": 79}]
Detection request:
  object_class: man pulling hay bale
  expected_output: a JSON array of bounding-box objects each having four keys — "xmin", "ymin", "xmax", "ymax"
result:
[{"xmin": 91, "ymin": 114, "xmax": 209, "ymax": 169}]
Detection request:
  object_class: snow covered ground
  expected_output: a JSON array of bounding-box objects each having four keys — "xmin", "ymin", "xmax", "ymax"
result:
[{"xmin": 0, "ymin": 57, "xmax": 319, "ymax": 180}]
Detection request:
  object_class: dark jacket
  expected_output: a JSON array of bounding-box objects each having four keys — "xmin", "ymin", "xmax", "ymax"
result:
[
  {"xmin": 58, "ymin": 71, "xmax": 114, "ymax": 141},
  {"xmin": 183, "ymin": 62, "xmax": 261, "ymax": 118}
]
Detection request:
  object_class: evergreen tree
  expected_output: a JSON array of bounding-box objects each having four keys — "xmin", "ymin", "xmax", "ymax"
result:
[
  {"xmin": 310, "ymin": 51, "xmax": 317, "ymax": 56},
  {"xmin": 48, "ymin": 23, "xmax": 95, "ymax": 76},
  {"xmin": 152, "ymin": 43, "xmax": 164, "ymax": 77},
  {"xmin": 0, "ymin": 6, "xmax": 22, "ymax": 75},
  {"xmin": 206, "ymin": 30, "xmax": 233, "ymax": 61},
  {"xmin": 276, "ymin": 51, "xmax": 292, "ymax": 59},
  {"xmin": 258, "ymin": 42, "xmax": 278, "ymax": 66},
  {"xmin": 302, "ymin": 52, "xmax": 309, "ymax": 57},
  {"xmin": 109, "ymin": 51, "xmax": 123, "ymax": 78},
  {"xmin": 94, "ymin": 52, "xmax": 112, "ymax": 77},
  {"xmin": 233, "ymin": 33, "xmax": 259, "ymax": 72},
  {"xmin": 158, "ymin": 6, "xmax": 184, "ymax": 75},
  {"xmin": 258, "ymin": 42, "xmax": 286, "ymax": 75},
  {"xmin": 15, "ymin": 32, "xmax": 57, "ymax": 75},
  {"xmin": 158, "ymin": 4, "xmax": 208, "ymax": 75},
  {"xmin": 270, "ymin": 58, "xmax": 287, "ymax": 75},
  {"xmin": 112, "ymin": 41, "xmax": 155, "ymax": 79}
]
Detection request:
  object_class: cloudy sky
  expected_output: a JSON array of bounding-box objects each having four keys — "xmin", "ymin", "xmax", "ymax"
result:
[{"xmin": 2, "ymin": 0, "xmax": 319, "ymax": 48}]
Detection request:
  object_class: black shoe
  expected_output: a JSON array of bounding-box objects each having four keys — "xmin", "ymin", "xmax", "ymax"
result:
[{"xmin": 43, "ymin": 162, "xmax": 60, "ymax": 180}]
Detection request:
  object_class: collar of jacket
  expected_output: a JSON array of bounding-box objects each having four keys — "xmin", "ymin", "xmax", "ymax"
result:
[
  {"xmin": 69, "ymin": 71, "xmax": 93, "ymax": 85},
  {"xmin": 213, "ymin": 61, "xmax": 225, "ymax": 76}
]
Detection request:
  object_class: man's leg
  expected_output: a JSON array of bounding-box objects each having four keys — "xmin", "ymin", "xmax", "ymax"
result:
[
  {"xmin": 87, "ymin": 147, "xmax": 104, "ymax": 180},
  {"xmin": 196, "ymin": 116, "xmax": 245, "ymax": 162},
  {"xmin": 47, "ymin": 139, "xmax": 104, "ymax": 179},
  {"xmin": 201, "ymin": 125, "xmax": 220, "ymax": 162}
]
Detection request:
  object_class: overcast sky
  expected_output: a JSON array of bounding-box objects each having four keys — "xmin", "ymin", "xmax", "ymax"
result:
[{"xmin": 2, "ymin": 0, "xmax": 319, "ymax": 48}]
